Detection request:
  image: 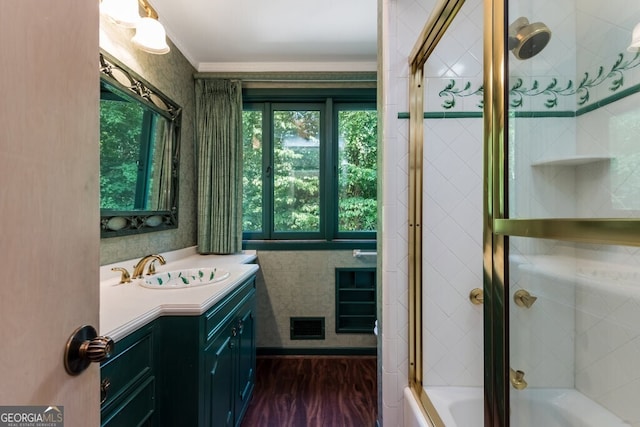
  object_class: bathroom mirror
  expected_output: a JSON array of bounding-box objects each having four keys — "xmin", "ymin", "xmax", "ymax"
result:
[{"xmin": 99, "ymin": 51, "xmax": 181, "ymax": 238}]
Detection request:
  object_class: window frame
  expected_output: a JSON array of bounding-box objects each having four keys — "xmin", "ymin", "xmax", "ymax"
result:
[
  {"xmin": 270, "ymin": 102, "xmax": 326, "ymax": 240},
  {"xmin": 242, "ymin": 88, "xmax": 377, "ymax": 250}
]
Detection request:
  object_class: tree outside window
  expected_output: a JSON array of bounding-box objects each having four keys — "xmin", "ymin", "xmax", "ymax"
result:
[{"xmin": 242, "ymin": 90, "xmax": 377, "ymax": 247}]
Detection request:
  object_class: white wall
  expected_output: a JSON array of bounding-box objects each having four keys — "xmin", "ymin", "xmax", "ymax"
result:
[{"xmin": 380, "ymin": 0, "xmax": 418, "ymax": 423}]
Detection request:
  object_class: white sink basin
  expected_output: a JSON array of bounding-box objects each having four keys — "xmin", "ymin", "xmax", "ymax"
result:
[{"xmin": 140, "ymin": 267, "xmax": 231, "ymax": 289}]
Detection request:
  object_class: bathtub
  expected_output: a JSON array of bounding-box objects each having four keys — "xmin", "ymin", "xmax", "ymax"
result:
[{"xmin": 404, "ymin": 387, "xmax": 630, "ymax": 426}]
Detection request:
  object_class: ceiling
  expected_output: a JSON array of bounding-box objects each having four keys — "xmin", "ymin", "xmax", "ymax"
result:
[{"xmin": 150, "ymin": 0, "xmax": 378, "ymax": 73}]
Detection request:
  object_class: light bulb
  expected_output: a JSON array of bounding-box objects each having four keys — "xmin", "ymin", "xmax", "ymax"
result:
[
  {"xmin": 132, "ymin": 17, "xmax": 170, "ymax": 55},
  {"xmin": 100, "ymin": 0, "xmax": 140, "ymax": 28}
]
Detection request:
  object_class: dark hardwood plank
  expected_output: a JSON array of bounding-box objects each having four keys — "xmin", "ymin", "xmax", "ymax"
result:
[{"xmin": 241, "ymin": 356, "xmax": 378, "ymax": 427}]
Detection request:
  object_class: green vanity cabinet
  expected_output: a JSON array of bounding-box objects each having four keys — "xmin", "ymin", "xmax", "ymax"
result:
[
  {"xmin": 234, "ymin": 295, "xmax": 256, "ymax": 424},
  {"xmin": 99, "ymin": 274, "xmax": 257, "ymax": 427},
  {"xmin": 100, "ymin": 324, "xmax": 157, "ymax": 427},
  {"xmin": 204, "ymin": 320, "xmax": 236, "ymax": 426},
  {"xmin": 204, "ymin": 277, "xmax": 257, "ymax": 427},
  {"xmin": 203, "ymin": 290, "xmax": 257, "ymax": 426},
  {"xmin": 156, "ymin": 274, "xmax": 257, "ymax": 427}
]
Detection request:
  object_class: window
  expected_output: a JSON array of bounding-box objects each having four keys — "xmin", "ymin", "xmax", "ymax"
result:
[
  {"xmin": 272, "ymin": 106, "xmax": 322, "ymax": 234},
  {"xmin": 242, "ymin": 89, "xmax": 377, "ymax": 248},
  {"xmin": 337, "ymin": 108, "xmax": 378, "ymax": 233}
]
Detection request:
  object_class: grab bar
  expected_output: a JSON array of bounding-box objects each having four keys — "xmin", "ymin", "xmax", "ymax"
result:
[{"xmin": 353, "ymin": 249, "xmax": 377, "ymax": 258}]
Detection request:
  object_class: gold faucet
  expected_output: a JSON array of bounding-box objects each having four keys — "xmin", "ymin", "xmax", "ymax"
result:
[
  {"xmin": 514, "ymin": 289, "xmax": 538, "ymax": 308},
  {"xmin": 510, "ymin": 368, "xmax": 528, "ymax": 390},
  {"xmin": 132, "ymin": 254, "xmax": 166, "ymax": 279},
  {"xmin": 111, "ymin": 267, "xmax": 131, "ymax": 284}
]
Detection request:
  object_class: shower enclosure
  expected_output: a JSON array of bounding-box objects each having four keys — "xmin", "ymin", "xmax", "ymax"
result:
[
  {"xmin": 490, "ymin": 0, "xmax": 640, "ymax": 424},
  {"xmin": 408, "ymin": 0, "xmax": 640, "ymax": 425}
]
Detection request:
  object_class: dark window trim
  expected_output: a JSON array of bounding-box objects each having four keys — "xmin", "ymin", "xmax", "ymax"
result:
[
  {"xmin": 242, "ymin": 88, "xmax": 377, "ymax": 248},
  {"xmin": 242, "ymin": 239, "xmax": 376, "ymax": 251}
]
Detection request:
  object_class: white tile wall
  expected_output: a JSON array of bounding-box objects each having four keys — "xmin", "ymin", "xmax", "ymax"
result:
[
  {"xmin": 576, "ymin": 93, "xmax": 640, "ymax": 218},
  {"xmin": 509, "ymin": 117, "xmax": 578, "ymax": 219},
  {"xmin": 381, "ymin": 0, "xmax": 484, "ymax": 424},
  {"xmin": 381, "ymin": 0, "xmax": 423, "ymax": 424},
  {"xmin": 508, "ymin": 249, "xmax": 576, "ymax": 389},
  {"xmin": 422, "ymin": 116, "xmax": 484, "ymax": 387},
  {"xmin": 571, "ymin": 229, "xmax": 640, "ymax": 423},
  {"xmin": 507, "ymin": 245, "xmax": 640, "ymax": 425},
  {"xmin": 380, "ymin": 0, "xmax": 411, "ymax": 424}
]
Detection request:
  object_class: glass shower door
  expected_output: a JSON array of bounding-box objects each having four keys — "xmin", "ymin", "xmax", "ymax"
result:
[{"xmin": 502, "ymin": 0, "xmax": 640, "ymax": 425}]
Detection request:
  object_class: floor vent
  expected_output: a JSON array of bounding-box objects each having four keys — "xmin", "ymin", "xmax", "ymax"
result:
[{"xmin": 290, "ymin": 317, "xmax": 325, "ymax": 340}]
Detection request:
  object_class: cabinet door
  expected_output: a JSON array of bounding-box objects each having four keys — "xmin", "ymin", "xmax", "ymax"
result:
[
  {"xmin": 101, "ymin": 324, "xmax": 156, "ymax": 427},
  {"xmin": 205, "ymin": 323, "xmax": 235, "ymax": 427},
  {"xmin": 234, "ymin": 299, "xmax": 256, "ymax": 425},
  {"xmin": 101, "ymin": 377, "xmax": 155, "ymax": 427}
]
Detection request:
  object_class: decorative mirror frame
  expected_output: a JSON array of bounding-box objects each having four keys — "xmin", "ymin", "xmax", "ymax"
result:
[{"xmin": 99, "ymin": 51, "xmax": 182, "ymax": 238}]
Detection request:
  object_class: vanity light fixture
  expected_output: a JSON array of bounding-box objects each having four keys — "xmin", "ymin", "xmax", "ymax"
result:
[
  {"xmin": 100, "ymin": 0, "xmax": 170, "ymax": 55},
  {"xmin": 628, "ymin": 23, "xmax": 640, "ymax": 52},
  {"xmin": 100, "ymin": 0, "xmax": 140, "ymax": 28},
  {"xmin": 132, "ymin": 0, "xmax": 170, "ymax": 54}
]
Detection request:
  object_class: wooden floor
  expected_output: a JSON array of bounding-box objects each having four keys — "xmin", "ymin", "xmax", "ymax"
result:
[{"xmin": 241, "ymin": 356, "xmax": 378, "ymax": 427}]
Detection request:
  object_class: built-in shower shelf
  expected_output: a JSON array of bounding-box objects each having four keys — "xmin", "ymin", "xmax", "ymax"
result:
[{"xmin": 531, "ymin": 155, "xmax": 612, "ymax": 166}]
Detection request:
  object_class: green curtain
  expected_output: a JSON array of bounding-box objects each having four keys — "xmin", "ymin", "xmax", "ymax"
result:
[
  {"xmin": 194, "ymin": 79, "xmax": 243, "ymax": 254},
  {"xmin": 150, "ymin": 118, "xmax": 174, "ymax": 211}
]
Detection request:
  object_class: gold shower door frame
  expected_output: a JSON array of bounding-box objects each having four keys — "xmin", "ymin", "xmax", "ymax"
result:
[
  {"xmin": 407, "ymin": 0, "xmax": 466, "ymax": 424},
  {"xmin": 408, "ymin": 0, "xmax": 640, "ymax": 425}
]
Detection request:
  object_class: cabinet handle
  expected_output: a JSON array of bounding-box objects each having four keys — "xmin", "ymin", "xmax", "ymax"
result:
[
  {"xmin": 231, "ymin": 327, "xmax": 237, "ymax": 337},
  {"xmin": 238, "ymin": 320, "xmax": 244, "ymax": 333},
  {"xmin": 100, "ymin": 379, "xmax": 111, "ymax": 404}
]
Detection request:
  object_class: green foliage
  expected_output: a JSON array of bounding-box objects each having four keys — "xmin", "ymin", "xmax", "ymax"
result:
[
  {"xmin": 273, "ymin": 110, "xmax": 321, "ymax": 232},
  {"xmin": 100, "ymin": 99, "xmax": 144, "ymax": 210},
  {"xmin": 242, "ymin": 110, "xmax": 263, "ymax": 231},
  {"xmin": 339, "ymin": 197, "xmax": 377, "ymax": 230},
  {"xmin": 610, "ymin": 109, "xmax": 640, "ymax": 210},
  {"xmin": 242, "ymin": 107, "xmax": 377, "ymax": 235},
  {"xmin": 338, "ymin": 110, "xmax": 377, "ymax": 232}
]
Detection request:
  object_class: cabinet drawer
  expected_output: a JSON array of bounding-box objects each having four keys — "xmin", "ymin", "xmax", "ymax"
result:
[
  {"xmin": 101, "ymin": 325, "xmax": 154, "ymax": 411},
  {"xmin": 101, "ymin": 376, "xmax": 155, "ymax": 427},
  {"xmin": 204, "ymin": 277, "xmax": 256, "ymax": 341}
]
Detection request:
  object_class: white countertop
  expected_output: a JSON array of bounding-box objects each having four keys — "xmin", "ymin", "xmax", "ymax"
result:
[{"xmin": 100, "ymin": 247, "xmax": 258, "ymax": 342}]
